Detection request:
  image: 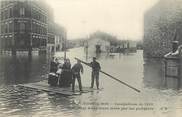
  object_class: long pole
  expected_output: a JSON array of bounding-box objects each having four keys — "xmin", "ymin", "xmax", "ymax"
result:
[{"xmin": 75, "ymin": 57, "xmax": 141, "ymax": 93}]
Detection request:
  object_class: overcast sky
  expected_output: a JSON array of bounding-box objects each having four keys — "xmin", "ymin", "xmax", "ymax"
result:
[{"xmin": 45, "ymin": 0, "xmax": 159, "ymax": 40}]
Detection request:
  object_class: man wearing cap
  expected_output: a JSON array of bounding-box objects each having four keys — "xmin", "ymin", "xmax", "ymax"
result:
[
  {"xmin": 71, "ymin": 59, "xmax": 84, "ymax": 92},
  {"xmin": 89, "ymin": 57, "xmax": 101, "ymax": 89}
]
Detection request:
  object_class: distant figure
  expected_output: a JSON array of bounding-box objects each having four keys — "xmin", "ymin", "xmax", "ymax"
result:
[
  {"xmin": 89, "ymin": 57, "xmax": 101, "ymax": 89},
  {"xmin": 50, "ymin": 57, "xmax": 59, "ymax": 73},
  {"xmin": 71, "ymin": 59, "xmax": 84, "ymax": 92},
  {"xmin": 95, "ymin": 45, "xmax": 101, "ymax": 53},
  {"xmin": 59, "ymin": 58, "xmax": 72, "ymax": 87}
]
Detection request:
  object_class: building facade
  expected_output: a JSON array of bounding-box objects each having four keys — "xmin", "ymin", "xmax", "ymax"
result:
[
  {"xmin": 84, "ymin": 38, "xmax": 110, "ymax": 54},
  {"xmin": 47, "ymin": 23, "xmax": 66, "ymax": 53},
  {"xmin": 143, "ymin": 0, "xmax": 182, "ymax": 57},
  {"xmin": 110, "ymin": 40, "xmax": 137, "ymax": 53},
  {"xmin": 0, "ymin": 0, "xmax": 66, "ymax": 55}
]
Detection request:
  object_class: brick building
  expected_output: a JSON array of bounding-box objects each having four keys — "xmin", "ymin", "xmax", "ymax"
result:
[
  {"xmin": 0, "ymin": 0, "xmax": 66, "ymax": 55},
  {"xmin": 143, "ymin": 0, "xmax": 182, "ymax": 58}
]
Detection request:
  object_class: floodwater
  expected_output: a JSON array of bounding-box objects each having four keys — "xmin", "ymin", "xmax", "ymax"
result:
[{"xmin": 0, "ymin": 47, "xmax": 181, "ymax": 117}]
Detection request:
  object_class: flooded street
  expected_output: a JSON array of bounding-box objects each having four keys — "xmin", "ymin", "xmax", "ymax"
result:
[{"xmin": 0, "ymin": 47, "xmax": 182, "ymax": 117}]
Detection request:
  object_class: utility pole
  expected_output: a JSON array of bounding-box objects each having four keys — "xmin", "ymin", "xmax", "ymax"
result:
[{"xmin": 64, "ymin": 32, "xmax": 67, "ymax": 59}]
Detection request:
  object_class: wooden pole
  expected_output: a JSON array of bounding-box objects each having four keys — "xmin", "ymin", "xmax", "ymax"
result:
[{"xmin": 75, "ymin": 57, "xmax": 141, "ymax": 93}]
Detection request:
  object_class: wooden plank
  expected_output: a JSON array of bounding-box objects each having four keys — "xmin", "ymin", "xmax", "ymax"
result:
[
  {"xmin": 19, "ymin": 84, "xmax": 74, "ymax": 96},
  {"xmin": 18, "ymin": 80, "xmax": 100, "ymax": 96}
]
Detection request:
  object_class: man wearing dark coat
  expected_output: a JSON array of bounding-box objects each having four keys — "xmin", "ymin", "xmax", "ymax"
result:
[
  {"xmin": 50, "ymin": 57, "xmax": 59, "ymax": 73},
  {"xmin": 71, "ymin": 60, "xmax": 84, "ymax": 92},
  {"xmin": 89, "ymin": 57, "xmax": 101, "ymax": 89}
]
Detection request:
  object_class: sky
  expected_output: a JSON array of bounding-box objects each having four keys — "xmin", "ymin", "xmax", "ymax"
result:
[{"xmin": 45, "ymin": 0, "xmax": 159, "ymax": 40}]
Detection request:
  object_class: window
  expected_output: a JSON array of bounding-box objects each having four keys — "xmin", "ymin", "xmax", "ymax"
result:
[
  {"xmin": 43, "ymin": 16, "xmax": 47, "ymax": 23},
  {"xmin": 9, "ymin": 8, "xmax": 13, "ymax": 18},
  {"xmin": 35, "ymin": 24, "xmax": 38, "ymax": 33},
  {"xmin": 15, "ymin": 22, "xmax": 19, "ymax": 32},
  {"xmin": 1, "ymin": 11, "xmax": 4, "ymax": 20},
  {"xmin": 20, "ymin": 7, "xmax": 25, "ymax": 17},
  {"xmin": 41, "ymin": 39, "xmax": 46, "ymax": 46},
  {"xmin": 20, "ymin": 22, "xmax": 25, "ymax": 33},
  {"xmin": 37, "ymin": 25, "xmax": 39, "ymax": 34},
  {"xmin": 38, "ymin": 25, "xmax": 40, "ymax": 34},
  {"xmin": 35, "ymin": 12, "xmax": 38, "ymax": 20},
  {"xmin": 5, "ymin": 23, "xmax": 8, "ymax": 33},
  {"xmin": 1, "ymin": 24, "xmax": 4, "ymax": 33},
  {"xmin": 5, "ymin": 10, "xmax": 8, "ymax": 19},
  {"xmin": 20, "ymin": 40, "xmax": 25, "ymax": 46},
  {"xmin": 6, "ymin": 39, "xmax": 11, "ymax": 47},
  {"xmin": 5, "ymin": 1, "xmax": 9, "ymax": 6},
  {"xmin": 1, "ymin": 2, "xmax": 3, "ymax": 8},
  {"xmin": 43, "ymin": 27, "xmax": 45, "ymax": 34},
  {"xmin": 9, "ymin": 22, "xmax": 13, "ymax": 33},
  {"xmin": 40, "ymin": 26, "xmax": 42, "ymax": 34},
  {"xmin": 32, "ymin": 23, "xmax": 35, "ymax": 33}
]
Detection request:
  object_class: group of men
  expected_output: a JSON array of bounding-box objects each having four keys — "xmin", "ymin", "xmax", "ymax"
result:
[{"xmin": 50, "ymin": 57, "xmax": 101, "ymax": 92}]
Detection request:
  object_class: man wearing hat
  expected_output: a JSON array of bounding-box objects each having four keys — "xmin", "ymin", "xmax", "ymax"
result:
[{"xmin": 89, "ymin": 57, "xmax": 101, "ymax": 89}]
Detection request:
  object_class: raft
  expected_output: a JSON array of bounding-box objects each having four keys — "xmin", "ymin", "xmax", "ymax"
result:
[{"xmin": 18, "ymin": 80, "xmax": 99, "ymax": 96}]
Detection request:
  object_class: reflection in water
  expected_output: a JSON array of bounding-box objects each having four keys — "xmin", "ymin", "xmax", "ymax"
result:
[
  {"xmin": 143, "ymin": 58, "xmax": 182, "ymax": 89},
  {"xmin": 0, "ymin": 48, "xmax": 181, "ymax": 117},
  {"xmin": 0, "ymin": 55, "xmax": 50, "ymax": 85},
  {"xmin": 0, "ymin": 54, "xmax": 51, "ymax": 116},
  {"xmin": 143, "ymin": 58, "xmax": 165, "ymax": 89},
  {"xmin": 89, "ymin": 93, "xmax": 100, "ymax": 117},
  {"xmin": 47, "ymin": 95, "xmax": 78, "ymax": 116}
]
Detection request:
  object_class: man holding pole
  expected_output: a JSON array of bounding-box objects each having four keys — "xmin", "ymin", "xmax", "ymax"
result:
[
  {"xmin": 75, "ymin": 57, "xmax": 140, "ymax": 93},
  {"xmin": 89, "ymin": 57, "xmax": 101, "ymax": 89}
]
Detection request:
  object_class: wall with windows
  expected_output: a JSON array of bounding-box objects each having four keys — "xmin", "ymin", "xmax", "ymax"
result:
[
  {"xmin": 0, "ymin": 1, "xmax": 15, "ymax": 50},
  {"xmin": 0, "ymin": 0, "xmax": 66, "ymax": 52},
  {"xmin": 0, "ymin": 0, "xmax": 49, "ymax": 50},
  {"xmin": 31, "ymin": 1, "xmax": 48, "ymax": 49}
]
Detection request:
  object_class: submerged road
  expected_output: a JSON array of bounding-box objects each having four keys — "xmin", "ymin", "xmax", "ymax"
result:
[{"xmin": 0, "ymin": 47, "xmax": 181, "ymax": 117}]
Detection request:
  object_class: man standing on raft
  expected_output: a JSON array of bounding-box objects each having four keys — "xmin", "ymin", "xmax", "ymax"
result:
[{"xmin": 89, "ymin": 57, "xmax": 101, "ymax": 89}]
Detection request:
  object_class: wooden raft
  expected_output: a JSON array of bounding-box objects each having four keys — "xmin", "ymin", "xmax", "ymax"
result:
[{"xmin": 18, "ymin": 80, "xmax": 99, "ymax": 96}]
